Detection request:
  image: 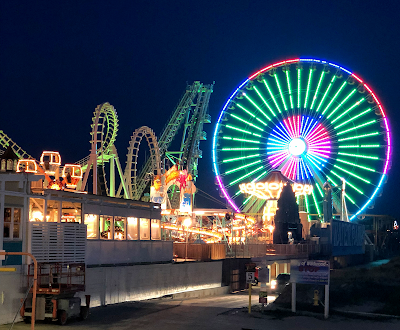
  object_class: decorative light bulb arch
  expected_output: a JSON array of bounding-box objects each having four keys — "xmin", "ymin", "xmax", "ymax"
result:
[{"xmin": 212, "ymin": 58, "xmax": 391, "ymax": 220}]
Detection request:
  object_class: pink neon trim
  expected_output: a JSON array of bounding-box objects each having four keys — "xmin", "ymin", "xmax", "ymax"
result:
[{"xmin": 248, "ymin": 58, "xmax": 300, "ymax": 80}]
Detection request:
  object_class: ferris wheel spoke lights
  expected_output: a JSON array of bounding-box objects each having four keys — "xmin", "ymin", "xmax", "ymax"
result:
[{"xmin": 213, "ymin": 58, "xmax": 391, "ymax": 220}]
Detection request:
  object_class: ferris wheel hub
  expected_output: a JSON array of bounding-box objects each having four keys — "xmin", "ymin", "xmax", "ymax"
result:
[{"xmin": 288, "ymin": 138, "xmax": 306, "ymax": 156}]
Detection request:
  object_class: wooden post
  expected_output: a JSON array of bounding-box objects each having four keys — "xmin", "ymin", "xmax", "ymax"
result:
[{"xmin": 248, "ymin": 282, "xmax": 252, "ymax": 314}]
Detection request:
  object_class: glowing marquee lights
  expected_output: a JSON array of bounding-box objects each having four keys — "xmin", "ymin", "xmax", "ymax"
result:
[{"xmin": 239, "ymin": 180, "xmax": 313, "ymax": 200}]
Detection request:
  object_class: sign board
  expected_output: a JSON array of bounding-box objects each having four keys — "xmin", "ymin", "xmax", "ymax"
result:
[
  {"xmin": 0, "ymin": 250, "xmax": 4, "ymax": 261},
  {"xmin": 259, "ymin": 291, "xmax": 268, "ymax": 303},
  {"xmin": 332, "ymin": 220, "xmax": 365, "ymax": 256},
  {"xmin": 246, "ymin": 271, "xmax": 255, "ymax": 283},
  {"xmin": 290, "ymin": 260, "xmax": 330, "ymax": 285},
  {"xmin": 258, "ymin": 267, "xmax": 269, "ymax": 283}
]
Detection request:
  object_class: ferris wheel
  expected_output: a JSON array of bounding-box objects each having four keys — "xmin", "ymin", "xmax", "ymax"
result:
[{"xmin": 212, "ymin": 58, "xmax": 391, "ymax": 220}]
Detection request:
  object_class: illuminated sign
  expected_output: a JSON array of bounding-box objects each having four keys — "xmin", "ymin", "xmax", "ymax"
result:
[{"xmin": 239, "ymin": 181, "xmax": 313, "ymax": 200}]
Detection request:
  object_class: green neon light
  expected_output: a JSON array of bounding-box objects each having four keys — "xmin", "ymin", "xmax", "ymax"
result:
[
  {"xmin": 225, "ymin": 160, "xmax": 262, "ymax": 175},
  {"xmin": 243, "ymin": 94, "xmax": 271, "ymax": 121},
  {"xmin": 338, "ymin": 152, "xmax": 379, "ymax": 160},
  {"xmin": 305, "ymin": 194, "xmax": 310, "ymax": 221},
  {"xmin": 333, "ymin": 164, "xmax": 371, "ymax": 183},
  {"xmin": 338, "ymin": 144, "xmax": 380, "ymax": 148},
  {"xmin": 236, "ymin": 103, "xmax": 258, "ymax": 119},
  {"xmin": 263, "ymin": 79, "xmax": 282, "ymax": 113},
  {"xmin": 310, "ymin": 71, "xmax": 325, "ymax": 109},
  {"xmin": 230, "ymin": 113, "xmax": 263, "ymax": 131},
  {"xmin": 223, "ymin": 154, "xmax": 260, "ymax": 163},
  {"xmin": 286, "ymin": 71, "xmax": 294, "ymax": 109},
  {"xmin": 316, "ymin": 76, "xmax": 337, "ymax": 112},
  {"xmin": 231, "ymin": 137, "xmax": 260, "ymax": 144},
  {"xmin": 331, "ymin": 98, "xmax": 365, "ymax": 124},
  {"xmin": 334, "ymin": 108, "xmax": 372, "ymax": 129},
  {"xmin": 336, "ymin": 158, "xmax": 375, "ymax": 172},
  {"xmin": 338, "ymin": 131, "xmax": 379, "ymax": 142},
  {"xmin": 296, "ymin": 195, "xmax": 300, "ymax": 205},
  {"xmin": 331, "ymin": 170, "xmax": 364, "ymax": 194},
  {"xmin": 326, "ymin": 89, "xmax": 357, "ymax": 119},
  {"xmin": 322, "ymin": 81, "xmax": 347, "ymax": 115},
  {"xmin": 222, "ymin": 147, "xmax": 260, "ymax": 151},
  {"xmin": 226, "ymin": 124, "xmax": 252, "ymax": 135},
  {"xmin": 233, "ymin": 190, "xmax": 241, "ymax": 197},
  {"xmin": 297, "ymin": 68, "xmax": 301, "ymax": 108},
  {"xmin": 229, "ymin": 166, "xmax": 264, "ymax": 185},
  {"xmin": 243, "ymin": 195, "xmax": 253, "ymax": 205},
  {"xmin": 312, "ymin": 191, "xmax": 321, "ymax": 216},
  {"xmin": 315, "ymin": 182, "xmax": 324, "ymax": 198},
  {"xmin": 253, "ymin": 133, "xmax": 262, "ymax": 137},
  {"xmin": 274, "ymin": 74, "xmax": 287, "ymax": 110},
  {"xmin": 336, "ymin": 120, "xmax": 376, "ymax": 136},
  {"xmin": 253, "ymin": 170, "xmax": 267, "ymax": 182},
  {"xmin": 304, "ymin": 68, "xmax": 313, "ymax": 109},
  {"xmin": 253, "ymin": 86, "xmax": 276, "ymax": 117}
]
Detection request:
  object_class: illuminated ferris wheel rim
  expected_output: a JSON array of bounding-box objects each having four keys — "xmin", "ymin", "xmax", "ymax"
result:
[{"xmin": 212, "ymin": 57, "xmax": 392, "ymax": 219}]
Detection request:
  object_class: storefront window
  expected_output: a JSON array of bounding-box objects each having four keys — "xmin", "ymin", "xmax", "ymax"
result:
[
  {"xmin": 127, "ymin": 217, "xmax": 138, "ymax": 240},
  {"xmin": 46, "ymin": 200, "xmax": 60, "ymax": 222},
  {"xmin": 29, "ymin": 198, "xmax": 45, "ymax": 221},
  {"xmin": 3, "ymin": 208, "xmax": 11, "ymax": 238},
  {"xmin": 61, "ymin": 201, "xmax": 82, "ymax": 223},
  {"xmin": 114, "ymin": 217, "xmax": 126, "ymax": 240},
  {"xmin": 84, "ymin": 214, "xmax": 99, "ymax": 239},
  {"xmin": 3, "ymin": 207, "xmax": 21, "ymax": 239},
  {"xmin": 100, "ymin": 215, "xmax": 113, "ymax": 240},
  {"xmin": 151, "ymin": 219, "xmax": 161, "ymax": 240},
  {"xmin": 140, "ymin": 218, "xmax": 150, "ymax": 240}
]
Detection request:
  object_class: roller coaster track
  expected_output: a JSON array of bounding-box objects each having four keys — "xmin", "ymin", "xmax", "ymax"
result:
[
  {"xmin": 0, "ymin": 130, "xmax": 33, "ymax": 159},
  {"xmin": 131, "ymin": 82, "xmax": 213, "ymax": 200}
]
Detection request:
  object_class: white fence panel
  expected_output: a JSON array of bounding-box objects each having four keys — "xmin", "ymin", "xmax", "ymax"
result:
[{"xmin": 30, "ymin": 222, "xmax": 86, "ymax": 263}]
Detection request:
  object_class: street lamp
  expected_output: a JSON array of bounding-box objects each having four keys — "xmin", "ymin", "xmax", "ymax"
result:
[{"xmin": 183, "ymin": 218, "xmax": 191, "ymax": 261}]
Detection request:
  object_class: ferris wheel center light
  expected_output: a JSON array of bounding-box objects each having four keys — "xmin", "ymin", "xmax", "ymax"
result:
[{"xmin": 288, "ymin": 138, "xmax": 306, "ymax": 156}]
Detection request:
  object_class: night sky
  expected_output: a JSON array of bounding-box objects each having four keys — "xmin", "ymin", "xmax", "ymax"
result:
[{"xmin": 0, "ymin": 1, "xmax": 399, "ymax": 216}]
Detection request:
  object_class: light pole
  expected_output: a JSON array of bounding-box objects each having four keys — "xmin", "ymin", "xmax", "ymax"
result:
[{"xmin": 183, "ymin": 218, "xmax": 191, "ymax": 261}]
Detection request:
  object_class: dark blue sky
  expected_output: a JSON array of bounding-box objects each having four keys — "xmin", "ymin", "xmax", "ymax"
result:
[{"xmin": 0, "ymin": 1, "xmax": 399, "ymax": 215}]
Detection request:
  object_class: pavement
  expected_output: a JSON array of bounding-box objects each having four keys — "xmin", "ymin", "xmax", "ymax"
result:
[{"xmin": 1, "ymin": 286, "xmax": 400, "ymax": 330}]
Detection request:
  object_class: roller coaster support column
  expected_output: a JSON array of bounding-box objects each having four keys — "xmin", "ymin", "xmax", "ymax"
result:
[
  {"xmin": 0, "ymin": 252, "xmax": 37, "ymax": 330},
  {"xmin": 109, "ymin": 156, "xmax": 115, "ymax": 197},
  {"xmin": 112, "ymin": 146, "xmax": 129, "ymax": 199}
]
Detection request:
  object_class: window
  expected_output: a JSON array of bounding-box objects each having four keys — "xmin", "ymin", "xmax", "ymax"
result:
[
  {"xmin": 140, "ymin": 218, "xmax": 150, "ymax": 240},
  {"xmin": 6, "ymin": 159, "xmax": 13, "ymax": 171},
  {"xmin": 3, "ymin": 207, "xmax": 22, "ymax": 239},
  {"xmin": 127, "ymin": 217, "xmax": 138, "ymax": 240},
  {"xmin": 61, "ymin": 201, "xmax": 82, "ymax": 223},
  {"xmin": 84, "ymin": 214, "xmax": 99, "ymax": 239},
  {"xmin": 151, "ymin": 219, "xmax": 161, "ymax": 240},
  {"xmin": 29, "ymin": 198, "xmax": 45, "ymax": 221},
  {"xmin": 46, "ymin": 200, "xmax": 60, "ymax": 222},
  {"xmin": 100, "ymin": 215, "xmax": 113, "ymax": 240},
  {"xmin": 114, "ymin": 217, "xmax": 126, "ymax": 240}
]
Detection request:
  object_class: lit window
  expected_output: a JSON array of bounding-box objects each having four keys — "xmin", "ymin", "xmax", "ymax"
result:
[
  {"xmin": 61, "ymin": 201, "xmax": 82, "ymax": 223},
  {"xmin": 29, "ymin": 198, "xmax": 45, "ymax": 221},
  {"xmin": 140, "ymin": 218, "xmax": 150, "ymax": 240},
  {"xmin": 151, "ymin": 219, "xmax": 161, "ymax": 240},
  {"xmin": 84, "ymin": 214, "xmax": 99, "ymax": 239},
  {"xmin": 100, "ymin": 215, "xmax": 113, "ymax": 240},
  {"xmin": 114, "ymin": 217, "xmax": 126, "ymax": 240},
  {"xmin": 127, "ymin": 217, "xmax": 138, "ymax": 240}
]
